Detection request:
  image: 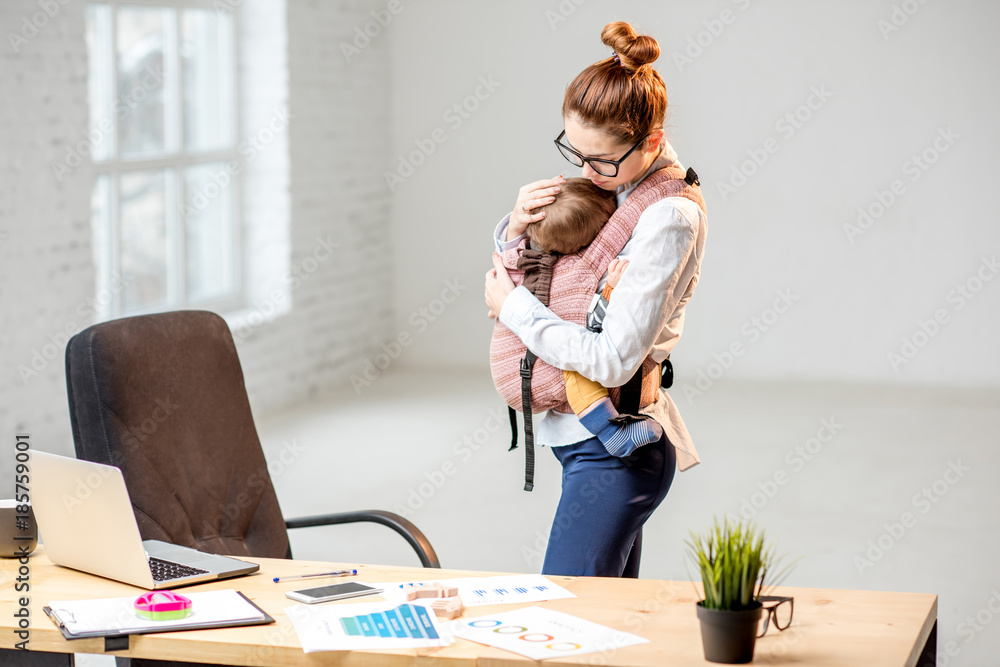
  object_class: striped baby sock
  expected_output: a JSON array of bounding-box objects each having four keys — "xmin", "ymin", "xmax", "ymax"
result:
[{"xmin": 578, "ymin": 397, "xmax": 662, "ymax": 457}]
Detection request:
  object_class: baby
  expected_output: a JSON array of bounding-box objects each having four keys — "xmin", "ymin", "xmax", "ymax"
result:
[{"xmin": 519, "ymin": 178, "xmax": 661, "ymax": 457}]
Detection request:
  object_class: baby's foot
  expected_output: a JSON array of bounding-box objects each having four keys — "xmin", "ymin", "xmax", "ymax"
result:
[{"xmin": 579, "ymin": 397, "xmax": 662, "ymax": 457}]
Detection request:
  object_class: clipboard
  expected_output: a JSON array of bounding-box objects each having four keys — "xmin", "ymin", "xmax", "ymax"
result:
[{"xmin": 43, "ymin": 589, "xmax": 274, "ymax": 650}]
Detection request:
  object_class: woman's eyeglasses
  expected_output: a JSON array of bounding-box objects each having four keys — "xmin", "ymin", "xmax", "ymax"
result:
[
  {"xmin": 554, "ymin": 130, "xmax": 649, "ymax": 178},
  {"xmin": 757, "ymin": 596, "xmax": 794, "ymax": 637}
]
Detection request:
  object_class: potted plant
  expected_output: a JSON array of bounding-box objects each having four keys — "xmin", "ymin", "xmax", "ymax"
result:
[{"xmin": 687, "ymin": 517, "xmax": 793, "ymax": 664}]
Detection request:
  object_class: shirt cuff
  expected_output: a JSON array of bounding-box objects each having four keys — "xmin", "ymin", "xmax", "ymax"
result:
[
  {"xmin": 494, "ymin": 213, "xmax": 526, "ymax": 253},
  {"xmin": 498, "ymin": 285, "xmax": 539, "ymax": 333}
]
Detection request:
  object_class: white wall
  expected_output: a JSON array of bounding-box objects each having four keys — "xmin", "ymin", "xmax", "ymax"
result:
[
  {"xmin": 387, "ymin": 0, "xmax": 1000, "ymax": 389},
  {"xmin": 0, "ymin": 0, "xmax": 93, "ymax": 468},
  {"xmin": 2, "ymin": 0, "xmax": 996, "ymax": 472},
  {"xmin": 0, "ymin": 0, "xmax": 396, "ymax": 471},
  {"xmin": 236, "ymin": 0, "xmax": 395, "ymax": 411}
]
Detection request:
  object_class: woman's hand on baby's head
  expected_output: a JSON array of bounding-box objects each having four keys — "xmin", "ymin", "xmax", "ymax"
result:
[
  {"xmin": 507, "ymin": 175, "xmax": 565, "ymax": 241},
  {"xmin": 607, "ymin": 258, "xmax": 630, "ymax": 289}
]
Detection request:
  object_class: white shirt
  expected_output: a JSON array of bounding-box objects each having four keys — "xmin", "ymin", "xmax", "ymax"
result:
[{"xmin": 493, "ymin": 140, "xmax": 706, "ymax": 470}]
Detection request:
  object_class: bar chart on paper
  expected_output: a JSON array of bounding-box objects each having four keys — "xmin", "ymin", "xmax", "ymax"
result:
[
  {"xmin": 468, "ymin": 583, "xmax": 554, "ymax": 605},
  {"xmin": 392, "ymin": 574, "xmax": 576, "ymax": 607},
  {"xmin": 339, "ymin": 603, "xmax": 439, "ymax": 639},
  {"xmin": 286, "ymin": 600, "xmax": 450, "ymax": 652}
]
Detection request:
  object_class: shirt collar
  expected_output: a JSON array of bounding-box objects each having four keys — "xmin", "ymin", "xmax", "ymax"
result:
[{"xmin": 615, "ymin": 138, "xmax": 682, "ymax": 206}]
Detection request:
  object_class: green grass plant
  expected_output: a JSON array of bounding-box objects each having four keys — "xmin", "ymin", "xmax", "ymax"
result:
[{"xmin": 687, "ymin": 516, "xmax": 794, "ymax": 611}]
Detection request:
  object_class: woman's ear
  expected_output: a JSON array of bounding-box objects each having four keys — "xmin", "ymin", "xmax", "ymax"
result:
[{"xmin": 645, "ymin": 129, "xmax": 665, "ymax": 153}]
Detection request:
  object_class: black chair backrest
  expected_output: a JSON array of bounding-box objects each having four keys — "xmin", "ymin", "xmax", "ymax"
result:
[{"xmin": 65, "ymin": 310, "xmax": 290, "ymax": 559}]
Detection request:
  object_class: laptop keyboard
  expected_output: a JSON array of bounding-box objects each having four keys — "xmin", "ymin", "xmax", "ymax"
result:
[{"xmin": 149, "ymin": 556, "xmax": 210, "ymax": 582}]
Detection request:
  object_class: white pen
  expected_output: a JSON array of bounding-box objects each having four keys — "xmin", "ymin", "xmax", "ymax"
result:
[{"xmin": 272, "ymin": 569, "xmax": 358, "ymax": 583}]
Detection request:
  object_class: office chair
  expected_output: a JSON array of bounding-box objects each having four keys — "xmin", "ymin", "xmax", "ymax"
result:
[{"xmin": 63, "ymin": 310, "xmax": 440, "ymax": 667}]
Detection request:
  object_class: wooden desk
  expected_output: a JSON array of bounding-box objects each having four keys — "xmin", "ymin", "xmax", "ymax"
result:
[{"xmin": 0, "ymin": 547, "xmax": 936, "ymax": 666}]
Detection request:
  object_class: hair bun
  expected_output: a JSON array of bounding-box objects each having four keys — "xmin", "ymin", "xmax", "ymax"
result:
[{"xmin": 601, "ymin": 21, "xmax": 659, "ymax": 73}]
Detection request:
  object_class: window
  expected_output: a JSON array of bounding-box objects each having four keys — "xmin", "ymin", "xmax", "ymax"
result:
[{"xmin": 86, "ymin": 1, "xmax": 240, "ymax": 318}]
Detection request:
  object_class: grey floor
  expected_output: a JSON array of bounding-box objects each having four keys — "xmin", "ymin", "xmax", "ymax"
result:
[{"xmin": 79, "ymin": 369, "xmax": 1000, "ymax": 666}]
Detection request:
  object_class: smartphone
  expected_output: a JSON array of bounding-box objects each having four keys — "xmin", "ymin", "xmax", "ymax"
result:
[{"xmin": 285, "ymin": 581, "xmax": 383, "ymax": 604}]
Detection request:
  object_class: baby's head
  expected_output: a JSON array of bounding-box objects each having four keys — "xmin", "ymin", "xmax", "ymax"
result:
[{"xmin": 527, "ymin": 178, "xmax": 617, "ymax": 254}]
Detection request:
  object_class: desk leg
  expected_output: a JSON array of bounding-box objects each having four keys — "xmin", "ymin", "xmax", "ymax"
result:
[
  {"xmin": 917, "ymin": 619, "xmax": 937, "ymax": 667},
  {"xmin": 0, "ymin": 649, "xmax": 72, "ymax": 666}
]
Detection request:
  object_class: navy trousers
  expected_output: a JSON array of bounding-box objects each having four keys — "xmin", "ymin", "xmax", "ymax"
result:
[{"xmin": 541, "ymin": 432, "xmax": 676, "ymax": 577}]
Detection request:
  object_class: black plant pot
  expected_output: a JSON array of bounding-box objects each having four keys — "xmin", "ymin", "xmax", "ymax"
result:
[{"xmin": 696, "ymin": 600, "xmax": 763, "ymax": 664}]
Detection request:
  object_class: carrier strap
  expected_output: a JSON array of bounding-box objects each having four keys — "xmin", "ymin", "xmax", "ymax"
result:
[
  {"xmin": 505, "ymin": 168, "xmax": 700, "ymax": 489},
  {"xmin": 511, "ymin": 250, "xmax": 557, "ymax": 493},
  {"xmin": 519, "ymin": 350, "xmax": 537, "ymax": 492},
  {"xmin": 619, "ymin": 363, "xmax": 644, "ymax": 416}
]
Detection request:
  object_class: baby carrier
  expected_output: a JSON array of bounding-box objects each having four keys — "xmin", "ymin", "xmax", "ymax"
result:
[{"xmin": 490, "ymin": 166, "xmax": 705, "ymax": 491}]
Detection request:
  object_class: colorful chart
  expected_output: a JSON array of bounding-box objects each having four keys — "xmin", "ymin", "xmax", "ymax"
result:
[
  {"xmin": 285, "ymin": 600, "xmax": 450, "ymax": 653},
  {"xmin": 391, "ymin": 575, "xmax": 575, "ymax": 607},
  {"xmin": 470, "ymin": 584, "xmax": 553, "ymax": 599},
  {"xmin": 451, "ymin": 606, "xmax": 647, "ymax": 661},
  {"xmin": 338, "ymin": 603, "xmax": 439, "ymax": 639}
]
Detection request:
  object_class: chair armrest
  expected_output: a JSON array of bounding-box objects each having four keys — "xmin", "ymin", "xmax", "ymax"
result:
[{"xmin": 285, "ymin": 510, "xmax": 440, "ymax": 569}]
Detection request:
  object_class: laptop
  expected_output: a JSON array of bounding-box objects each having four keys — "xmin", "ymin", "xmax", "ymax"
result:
[{"xmin": 31, "ymin": 451, "xmax": 260, "ymax": 589}]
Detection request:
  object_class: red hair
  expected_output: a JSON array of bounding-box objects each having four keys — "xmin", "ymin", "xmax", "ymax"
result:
[{"xmin": 562, "ymin": 22, "xmax": 667, "ymax": 145}]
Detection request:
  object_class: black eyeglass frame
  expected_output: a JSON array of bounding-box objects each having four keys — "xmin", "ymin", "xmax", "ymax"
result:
[
  {"xmin": 554, "ymin": 130, "xmax": 650, "ymax": 178},
  {"xmin": 757, "ymin": 596, "xmax": 794, "ymax": 637}
]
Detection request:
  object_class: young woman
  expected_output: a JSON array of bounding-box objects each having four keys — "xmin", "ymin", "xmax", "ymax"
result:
[{"xmin": 484, "ymin": 21, "xmax": 708, "ymax": 578}]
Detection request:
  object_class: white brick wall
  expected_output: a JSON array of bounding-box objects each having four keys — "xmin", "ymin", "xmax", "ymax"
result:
[
  {"xmin": 0, "ymin": 0, "xmax": 93, "ymax": 468},
  {"xmin": 0, "ymin": 0, "xmax": 396, "ymax": 471},
  {"xmin": 236, "ymin": 0, "xmax": 394, "ymax": 413}
]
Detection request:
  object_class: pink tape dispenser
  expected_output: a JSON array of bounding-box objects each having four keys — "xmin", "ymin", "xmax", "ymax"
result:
[{"xmin": 134, "ymin": 591, "xmax": 193, "ymax": 621}]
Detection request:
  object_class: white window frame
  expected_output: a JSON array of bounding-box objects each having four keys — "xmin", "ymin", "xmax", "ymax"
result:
[{"xmin": 89, "ymin": 0, "xmax": 243, "ymax": 319}]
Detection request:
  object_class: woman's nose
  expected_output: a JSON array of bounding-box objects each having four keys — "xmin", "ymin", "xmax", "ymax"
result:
[{"xmin": 581, "ymin": 162, "xmax": 599, "ymax": 179}]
